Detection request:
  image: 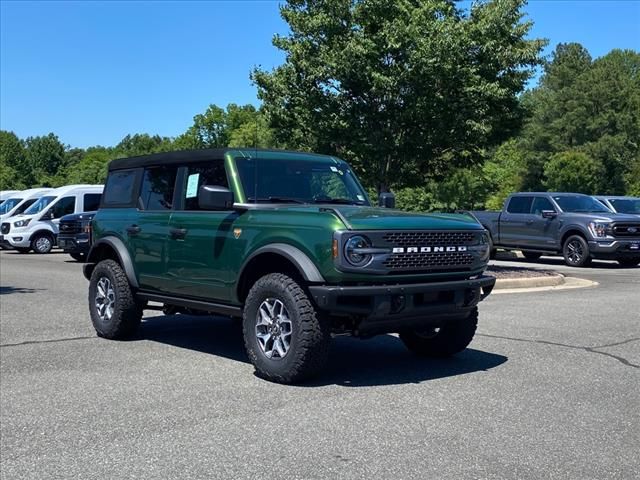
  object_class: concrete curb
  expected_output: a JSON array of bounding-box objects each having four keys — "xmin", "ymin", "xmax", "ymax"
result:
[
  {"xmin": 492, "ymin": 276, "xmax": 598, "ymax": 294},
  {"xmin": 493, "ymin": 273, "xmax": 565, "ymax": 290}
]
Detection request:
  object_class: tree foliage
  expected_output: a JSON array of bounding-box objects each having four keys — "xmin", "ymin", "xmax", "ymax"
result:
[{"xmin": 253, "ymin": 0, "xmax": 545, "ymax": 191}]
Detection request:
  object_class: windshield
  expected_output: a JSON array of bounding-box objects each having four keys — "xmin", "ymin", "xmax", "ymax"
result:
[
  {"xmin": 236, "ymin": 157, "xmax": 370, "ymax": 206},
  {"xmin": 553, "ymin": 195, "xmax": 611, "ymax": 213},
  {"xmin": 0, "ymin": 198, "xmax": 22, "ymax": 214},
  {"xmin": 609, "ymin": 199, "xmax": 640, "ymax": 214},
  {"xmin": 24, "ymin": 196, "xmax": 56, "ymax": 215}
]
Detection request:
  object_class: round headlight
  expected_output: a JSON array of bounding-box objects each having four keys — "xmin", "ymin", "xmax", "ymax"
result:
[{"xmin": 344, "ymin": 235, "xmax": 372, "ymax": 267}]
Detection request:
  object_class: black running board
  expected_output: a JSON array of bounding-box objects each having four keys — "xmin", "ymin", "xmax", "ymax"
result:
[{"xmin": 137, "ymin": 292, "xmax": 242, "ymax": 317}]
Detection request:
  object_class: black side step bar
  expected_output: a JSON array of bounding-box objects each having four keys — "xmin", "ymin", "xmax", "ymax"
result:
[{"xmin": 137, "ymin": 292, "xmax": 242, "ymax": 317}]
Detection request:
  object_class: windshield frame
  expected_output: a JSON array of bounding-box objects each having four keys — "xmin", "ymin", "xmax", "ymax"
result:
[
  {"xmin": 233, "ymin": 156, "xmax": 371, "ymax": 206},
  {"xmin": 0, "ymin": 198, "xmax": 23, "ymax": 215},
  {"xmin": 23, "ymin": 196, "xmax": 57, "ymax": 216},
  {"xmin": 553, "ymin": 195, "xmax": 611, "ymax": 214}
]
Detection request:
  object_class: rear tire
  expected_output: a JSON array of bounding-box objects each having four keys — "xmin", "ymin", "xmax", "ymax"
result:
[
  {"xmin": 617, "ymin": 257, "xmax": 640, "ymax": 267},
  {"xmin": 522, "ymin": 251, "xmax": 542, "ymax": 260},
  {"xmin": 243, "ymin": 273, "xmax": 330, "ymax": 384},
  {"xmin": 31, "ymin": 233, "xmax": 54, "ymax": 254},
  {"xmin": 562, "ymin": 235, "xmax": 592, "ymax": 267},
  {"xmin": 400, "ymin": 308, "xmax": 478, "ymax": 357},
  {"xmin": 89, "ymin": 259, "xmax": 143, "ymax": 339}
]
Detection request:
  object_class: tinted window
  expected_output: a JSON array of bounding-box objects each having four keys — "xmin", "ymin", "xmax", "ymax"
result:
[
  {"xmin": 507, "ymin": 196, "xmax": 533, "ymax": 214},
  {"xmin": 610, "ymin": 199, "xmax": 640, "ymax": 214},
  {"xmin": 25, "ymin": 196, "xmax": 56, "ymax": 215},
  {"xmin": 531, "ymin": 197, "xmax": 555, "ymax": 215},
  {"xmin": 140, "ymin": 167, "xmax": 178, "ymax": 210},
  {"xmin": 553, "ymin": 195, "xmax": 609, "ymax": 213},
  {"xmin": 183, "ymin": 162, "xmax": 228, "ymax": 210},
  {"xmin": 83, "ymin": 193, "xmax": 102, "ymax": 211},
  {"xmin": 103, "ymin": 170, "xmax": 138, "ymax": 206},
  {"xmin": 0, "ymin": 198, "xmax": 22, "ymax": 214},
  {"xmin": 51, "ymin": 196, "xmax": 76, "ymax": 218}
]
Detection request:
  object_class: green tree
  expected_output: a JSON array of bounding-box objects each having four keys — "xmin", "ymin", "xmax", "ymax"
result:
[
  {"xmin": 66, "ymin": 147, "xmax": 112, "ymax": 184},
  {"xmin": 0, "ymin": 130, "xmax": 26, "ymax": 189},
  {"xmin": 483, "ymin": 139, "xmax": 529, "ymax": 210},
  {"xmin": 114, "ymin": 134, "xmax": 174, "ymax": 158},
  {"xmin": 253, "ymin": 0, "xmax": 545, "ymax": 192},
  {"xmin": 543, "ymin": 150, "xmax": 604, "ymax": 194},
  {"xmin": 23, "ymin": 133, "xmax": 66, "ymax": 186}
]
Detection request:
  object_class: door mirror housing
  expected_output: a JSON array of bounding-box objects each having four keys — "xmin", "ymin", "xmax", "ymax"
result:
[
  {"xmin": 41, "ymin": 209, "xmax": 53, "ymax": 220},
  {"xmin": 541, "ymin": 210, "xmax": 557, "ymax": 219},
  {"xmin": 378, "ymin": 192, "xmax": 396, "ymax": 209},
  {"xmin": 198, "ymin": 185, "xmax": 234, "ymax": 210}
]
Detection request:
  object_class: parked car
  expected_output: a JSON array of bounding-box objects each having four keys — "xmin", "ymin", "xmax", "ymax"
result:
[
  {"xmin": 0, "ymin": 188, "xmax": 53, "ymax": 250},
  {"xmin": 472, "ymin": 192, "xmax": 640, "ymax": 267},
  {"xmin": 58, "ymin": 211, "xmax": 96, "ymax": 262},
  {"xmin": 83, "ymin": 148, "xmax": 495, "ymax": 383},
  {"xmin": 595, "ymin": 196, "xmax": 640, "ymax": 217},
  {"xmin": 1, "ymin": 185, "xmax": 103, "ymax": 254}
]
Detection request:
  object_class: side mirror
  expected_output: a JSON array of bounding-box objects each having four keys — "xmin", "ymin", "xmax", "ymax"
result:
[
  {"xmin": 41, "ymin": 210, "xmax": 53, "ymax": 220},
  {"xmin": 378, "ymin": 192, "xmax": 396, "ymax": 209},
  {"xmin": 542, "ymin": 210, "xmax": 557, "ymax": 219},
  {"xmin": 198, "ymin": 185, "xmax": 234, "ymax": 210}
]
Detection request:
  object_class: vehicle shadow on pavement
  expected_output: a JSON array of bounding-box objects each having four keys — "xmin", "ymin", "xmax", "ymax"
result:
[
  {"xmin": 498, "ymin": 256, "xmax": 637, "ymax": 269},
  {"xmin": 0, "ymin": 285, "xmax": 44, "ymax": 295},
  {"xmin": 137, "ymin": 314, "xmax": 508, "ymax": 387}
]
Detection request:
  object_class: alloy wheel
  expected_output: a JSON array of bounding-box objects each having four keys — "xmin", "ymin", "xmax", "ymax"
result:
[
  {"xmin": 35, "ymin": 236, "xmax": 52, "ymax": 253},
  {"xmin": 95, "ymin": 277, "xmax": 116, "ymax": 322},
  {"xmin": 566, "ymin": 240, "xmax": 584, "ymax": 264},
  {"xmin": 255, "ymin": 298, "xmax": 293, "ymax": 359}
]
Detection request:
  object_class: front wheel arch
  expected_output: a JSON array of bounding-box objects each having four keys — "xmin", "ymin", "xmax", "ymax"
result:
[{"xmin": 85, "ymin": 237, "xmax": 139, "ymax": 288}]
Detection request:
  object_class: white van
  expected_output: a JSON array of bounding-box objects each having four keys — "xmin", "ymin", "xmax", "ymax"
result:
[
  {"xmin": 0, "ymin": 190, "xmax": 20, "ymax": 205},
  {"xmin": 0, "ymin": 188, "xmax": 53, "ymax": 222},
  {"xmin": 0, "ymin": 185, "xmax": 103, "ymax": 253}
]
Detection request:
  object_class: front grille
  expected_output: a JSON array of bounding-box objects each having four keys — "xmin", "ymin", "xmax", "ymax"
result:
[
  {"xmin": 381, "ymin": 231, "xmax": 477, "ymax": 247},
  {"xmin": 612, "ymin": 223, "xmax": 640, "ymax": 237},
  {"xmin": 1, "ymin": 223, "xmax": 9, "ymax": 234},
  {"xmin": 382, "ymin": 251, "xmax": 475, "ymax": 271},
  {"xmin": 59, "ymin": 221, "xmax": 82, "ymax": 234}
]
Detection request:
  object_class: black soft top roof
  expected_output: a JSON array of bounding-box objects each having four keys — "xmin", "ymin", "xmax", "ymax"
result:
[{"xmin": 108, "ymin": 148, "xmax": 335, "ymax": 171}]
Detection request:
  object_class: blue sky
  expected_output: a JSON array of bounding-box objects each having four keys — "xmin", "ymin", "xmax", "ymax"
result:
[{"xmin": 1, "ymin": 0, "xmax": 639, "ymax": 148}]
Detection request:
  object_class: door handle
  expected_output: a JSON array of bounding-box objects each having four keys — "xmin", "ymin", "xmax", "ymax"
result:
[
  {"xmin": 126, "ymin": 225, "xmax": 141, "ymax": 235},
  {"xmin": 169, "ymin": 227, "xmax": 188, "ymax": 239}
]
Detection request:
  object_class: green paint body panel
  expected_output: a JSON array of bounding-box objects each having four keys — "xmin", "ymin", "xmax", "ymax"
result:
[{"xmin": 92, "ymin": 150, "xmax": 488, "ymax": 309}]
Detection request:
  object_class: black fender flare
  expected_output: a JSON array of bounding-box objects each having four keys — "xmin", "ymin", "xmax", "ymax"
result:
[
  {"xmin": 84, "ymin": 236, "xmax": 138, "ymax": 288},
  {"xmin": 238, "ymin": 243, "xmax": 325, "ymax": 284},
  {"xmin": 559, "ymin": 225, "xmax": 591, "ymax": 245}
]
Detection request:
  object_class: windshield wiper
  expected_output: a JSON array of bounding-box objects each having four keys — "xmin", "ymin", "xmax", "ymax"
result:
[
  {"xmin": 249, "ymin": 197, "xmax": 306, "ymax": 204},
  {"xmin": 313, "ymin": 198, "xmax": 365, "ymax": 205}
]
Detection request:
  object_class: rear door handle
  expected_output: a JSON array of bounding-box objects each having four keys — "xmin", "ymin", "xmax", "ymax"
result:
[
  {"xmin": 126, "ymin": 225, "xmax": 141, "ymax": 235},
  {"xmin": 169, "ymin": 228, "xmax": 188, "ymax": 240}
]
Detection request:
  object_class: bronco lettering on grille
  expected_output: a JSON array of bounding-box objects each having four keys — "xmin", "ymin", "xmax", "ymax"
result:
[{"xmin": 392, "ymin": 246, "xmax": 468, "ymax": 253}]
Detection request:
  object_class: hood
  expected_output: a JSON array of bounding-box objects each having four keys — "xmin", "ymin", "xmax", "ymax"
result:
[
  {"xmin": 249, "ymin": 204, "xmax": 483, "ymax": 230},
  {"xmin": 61, "ymin": 211, "xmax": 96, "ymax": 222},
  {"xmin": 563, "ymin": 212, "xmax": 640, "ymax": 223}
]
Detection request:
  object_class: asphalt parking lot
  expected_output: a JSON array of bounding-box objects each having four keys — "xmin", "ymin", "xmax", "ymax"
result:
[{"xmin": 1, "ymin": 250, "xmax": 638, "ymax": 479}]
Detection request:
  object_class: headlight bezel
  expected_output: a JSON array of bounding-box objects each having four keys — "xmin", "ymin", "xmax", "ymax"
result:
[
  {"xmin": 344, "ymin": 234, "xmax": 373, "ymax": 267},
  {"xmin": 588, "ymin": 221, "xmax": 611, "ymax": 238}
]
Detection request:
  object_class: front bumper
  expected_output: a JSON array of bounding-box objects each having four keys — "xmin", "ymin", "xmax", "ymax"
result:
[
  {"xmin": 58, "ymin": 234, "xmax": 91, "ymax": 253},
  {"xmin": 309, "ymin": 275, "xmax": 496, "ymax": 335},
  {"xmin": 0, "ymin": 233, "xmax": 32, "ymax": 248},
  {"xmin": 588, "ymin": 239, "xmax": 640, "ymax": 259}
]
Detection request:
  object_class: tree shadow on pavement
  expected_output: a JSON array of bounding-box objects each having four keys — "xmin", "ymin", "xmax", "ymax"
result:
[{"xmin": 137, "ymin": 314, "xmax": 508, "ymax": 387}]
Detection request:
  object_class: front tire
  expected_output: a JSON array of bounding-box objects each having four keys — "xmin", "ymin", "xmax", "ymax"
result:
[
  {"xmin": 563, "ymin": 235, "xmax": 591, "ymax": 267},
  {"xmin": 243, "ymin": 273, "xmax": 330, "ymax": 384},
  {"xmin": 617, "ymin": 257, "xmax": 640, "ymax": 267},
  {"xmin": 400, "ymin": 308, "xmax": 478, "ymax": 357},
  {"xmin": 31, "ymin": 233, "xmax": 54, "ymax": 254},
  {"xmin": 89, "ymin": 259, "xmax": 142, "ymax": 339}
]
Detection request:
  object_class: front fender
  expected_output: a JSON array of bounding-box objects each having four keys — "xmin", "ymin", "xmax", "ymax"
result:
[
  {"xmin": 84, "ymin": 236, "xmax": 138, "ymax": 288},
  {"xmin": 239, "ymin": 243, "xmax": 325, "ymax": 283}
]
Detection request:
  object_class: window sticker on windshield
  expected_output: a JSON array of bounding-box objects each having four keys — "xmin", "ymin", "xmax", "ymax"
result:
[
  {"xmin": 357, "ymin": 194, "xmax": 365, "ymax": 201},
  {"xmin": 330, "ymin": 166, "xmax": 338, "ymax": 172},
  {"xmin": 186, "ymin": 173, "xmax": 200, "ymax": 198}
]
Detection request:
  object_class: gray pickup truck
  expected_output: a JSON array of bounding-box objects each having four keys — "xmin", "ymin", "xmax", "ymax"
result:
[{"xmin": 472, "ymin": 192, "xmax": 640, "ymax": 267}]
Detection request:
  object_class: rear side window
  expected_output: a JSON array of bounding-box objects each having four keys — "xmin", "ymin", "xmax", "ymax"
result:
[
  {"xmin": 139, "ymin": 166, "xmax": 178, "ymax": 210},
  {"xmin": 51, "ymin": 196, "xmax": 76, "ymax": 218},
  {"xmin": 83, "ymin": 193, "xmax": 102, "ymax": 211},
  {"xmin": 507, "ymin": 196, "xmax": 533, "ymax": 214},
  {"xmin": 182, "ymin": 162, "xmax": 228, "ymax": 210},
  {"xmin": 103, "ymin": 170, "xmax": 138, "ymax": 207}
]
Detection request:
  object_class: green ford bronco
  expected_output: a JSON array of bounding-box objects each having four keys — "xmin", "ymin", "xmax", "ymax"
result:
[{"xmin": 84, "ymin": 148, "xmax": 495, "ymax": 383}]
